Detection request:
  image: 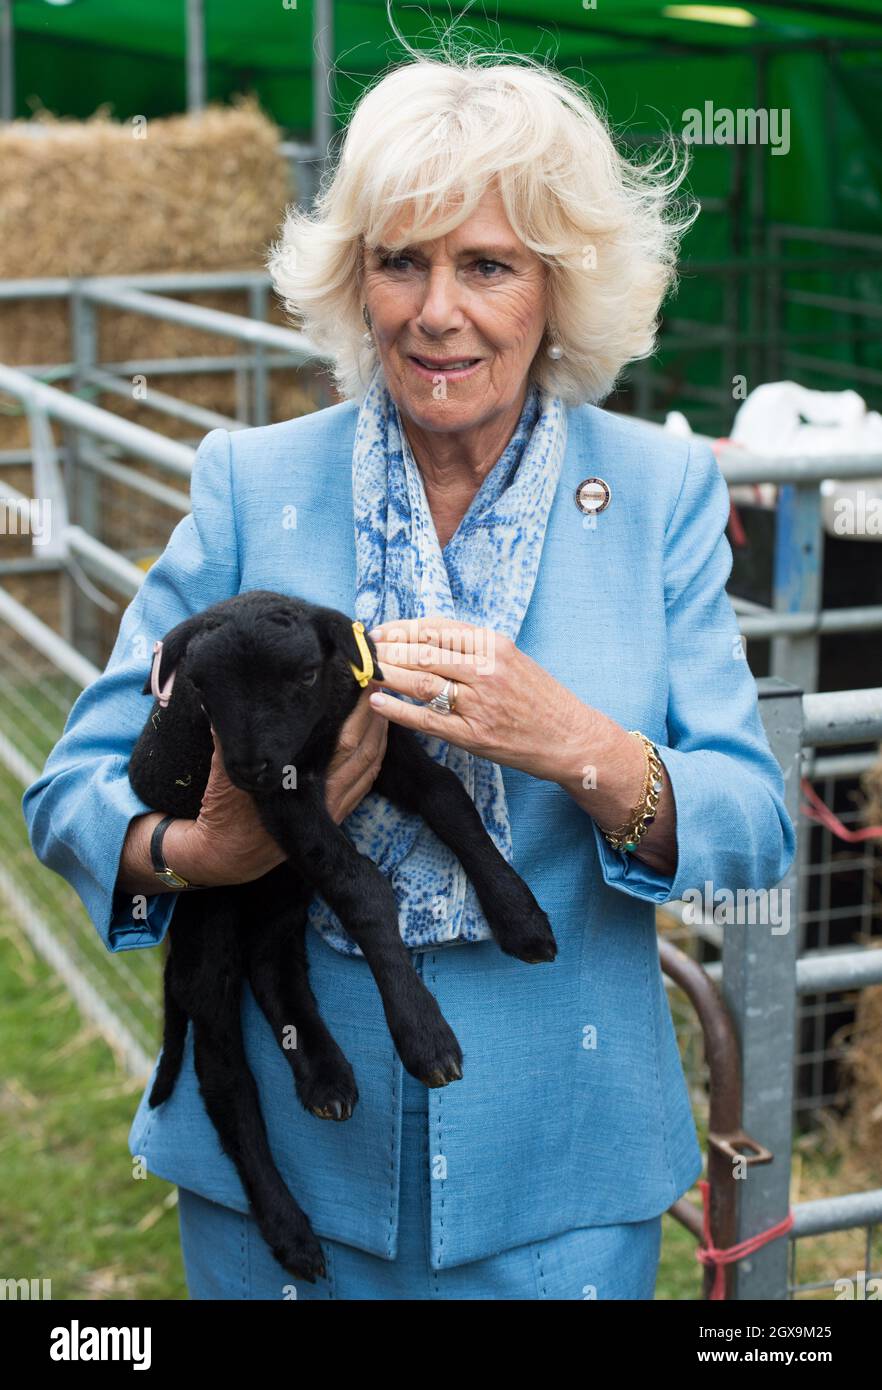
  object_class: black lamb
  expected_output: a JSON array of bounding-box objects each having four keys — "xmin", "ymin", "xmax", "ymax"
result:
[{"xmin": 126, "ymin": 589, "xmax": 556, "ymax": 1281}]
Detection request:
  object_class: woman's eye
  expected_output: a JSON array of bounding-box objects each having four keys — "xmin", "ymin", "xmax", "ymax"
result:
[
  {"xmin": 376, "ymin": 254, "xmax": 509, "ymax": 278},
  {"xmin": 475, "ymin": 259, "xmax": 510, "ymax": 277},
  {"xmin": 378, "ymin": 253, "xmax": 411, "ymax": 272},
  {"xmin": 300, "ymin": 670, "xmax": 318, "ymax": 688}
]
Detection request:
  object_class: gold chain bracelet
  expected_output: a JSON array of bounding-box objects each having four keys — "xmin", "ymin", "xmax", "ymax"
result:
[{"xmin": 601, "ymin": 730, "xmax": 664, "ymax": 853}]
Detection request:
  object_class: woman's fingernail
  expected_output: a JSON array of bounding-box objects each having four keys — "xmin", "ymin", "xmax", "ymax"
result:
[
  {"xmin": 369, "ymin": 692, "xmax": 386, "ymax": 707},
  {"xmin": 368, "ymin": 628, "xmax": 382, "ymax": 639}
]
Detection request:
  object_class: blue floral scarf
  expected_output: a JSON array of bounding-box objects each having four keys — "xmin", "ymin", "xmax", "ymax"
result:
[{"xmin": 306, "ymin": 364, "xmax": 567, "ymax": 956}]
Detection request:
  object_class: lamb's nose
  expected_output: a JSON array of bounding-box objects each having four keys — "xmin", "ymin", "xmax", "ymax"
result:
[{"xmin": 232, "ymin": 759, "xmax": 270, "ymax": 786}]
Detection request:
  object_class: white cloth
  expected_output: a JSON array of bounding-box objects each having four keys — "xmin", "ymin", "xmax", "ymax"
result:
[{"xmin": 665, "ymin": 382, "xmax": 882, "ymax": 537}]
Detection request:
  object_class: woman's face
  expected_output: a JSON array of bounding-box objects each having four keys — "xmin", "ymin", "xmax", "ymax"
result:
[{"xmin": 360, "ymin": 185, "xmax": 548, "ymax": 434}]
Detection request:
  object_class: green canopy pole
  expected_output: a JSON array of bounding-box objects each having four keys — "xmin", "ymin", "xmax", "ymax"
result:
[
  {"xmin": 0, "ymin": 0, "xmax": 13, "ymax": 122},
  {"xmin": 313, "ymin": 0, "xmax": 335, "ymax": 167},
  {"xmin": 186, "ymin": 0, "xmax": 205, "ymax": 113}
]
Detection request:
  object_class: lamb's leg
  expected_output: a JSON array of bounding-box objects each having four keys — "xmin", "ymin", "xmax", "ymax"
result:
[
  {"xmin": 148, "ymin": 944, "xmax": 189, "ymax": 1107},
  {"xmin": 161, "ymin": 890, "xmax": 325, "ymax": 1281},
  {"xmin": 374, "ymin": 723, "xmax": 557, "ymax": 964},
  {"xmin": 190, "ymin": 1013, "xmax": 326, "ymax": 1283},
  {"xmin": 244, "ymin": 864, "xmax": 358, "ymax": 1121},
  {"xmin": 255, "ymin": 790, "xmax": 463, "ymax": 1088}
]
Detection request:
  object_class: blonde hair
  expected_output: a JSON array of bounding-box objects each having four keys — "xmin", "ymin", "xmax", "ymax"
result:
[{"xmin": 266, "ymin": 28, "xmax": 696, "ymax": 405}]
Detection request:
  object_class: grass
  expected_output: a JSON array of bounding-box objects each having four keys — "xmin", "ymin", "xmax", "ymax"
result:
[
  {"xmin": 0, "ymin": 891, "xmax": 717, "ymax": 1301},
  {"xmin": 1, "ymin": 687, "xmax": 164, "ymax": 1061},
  {"xmin": 0, "ymin": 911, "xmax": 186, "ymax": 1300},
  {"xmin": 2, "ymin": 896, "xmax": 878, "ymax": 1300},
  {"xmin": 2, "ymin": 896, "xmax": 711, "ymax": 1300}
]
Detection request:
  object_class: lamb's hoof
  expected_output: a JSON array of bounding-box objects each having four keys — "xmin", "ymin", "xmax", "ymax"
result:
[
  {"xmin": 392, "ymin": 990, "xmax": 464, "ymax": 1089},
  {"xmin": 275, "ymin": 1235, "xmax": 326, "ymax": 1284},
  {"xmin": 399, "ymin": 1024, "xmax": 464, "ymax": 1088},
  {"xmin": 520, "ymin": 944, "xmax": 557, "ymax": 965},
  {"xmin": 310, "ymin": 1097, "xmax": 352, "ymax": 1122},
  {"xmin": 494, "ymin": 911, "xmax": 558, "ymax": 965},
  {"xmin": 424, "ymin": 1055, "xmax": 464, "ymax": 1088},
  {"xmin": 297, "ymin": 1055, "xmax": 359, "ymax": 1122},
  {"xmin": 148, "ymin": 1077, "xmax": 173, "ymax": 1108}
]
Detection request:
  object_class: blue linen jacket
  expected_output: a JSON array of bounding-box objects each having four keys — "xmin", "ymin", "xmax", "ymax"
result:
[{"xmin": 22, "ymin": 397, "xmax": 795, "ymax": 1269}]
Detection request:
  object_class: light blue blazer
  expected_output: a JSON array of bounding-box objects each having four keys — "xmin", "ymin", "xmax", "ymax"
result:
[{"xmin": 22, "ymin": 397, "xmax": 796, "ymax": 1270}]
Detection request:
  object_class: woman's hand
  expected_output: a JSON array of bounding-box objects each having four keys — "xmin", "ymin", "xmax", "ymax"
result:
[
  {"xmin": 323, "ymin": 684, "xmax": 389, "ymax": 824},
  {"xmin": 161, "ymin": 689, "xmax": 389, "ymax": 887},
  {"xmin": 118, "ymin": 667, "xmax": 404, "ymax": 900},
  {"xmin": 164, "ymin": 729, "xmax": 288, "ymax": 886},
  {"xmin": 365, "ymin": 614, "xmax": 677, "ymax": 875},
  {"xmin": 365, "ymin": 615, "xmax": 593, "ymax": 783}
]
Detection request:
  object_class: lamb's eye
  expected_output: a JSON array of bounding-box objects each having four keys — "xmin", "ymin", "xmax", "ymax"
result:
[{"xmin": 300, "ymin": 669, "xmax": 318, "ymax": 688}]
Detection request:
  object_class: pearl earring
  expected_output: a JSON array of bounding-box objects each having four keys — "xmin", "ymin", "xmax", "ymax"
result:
[
  {"xmin": 547, "ymin": 339, "xmax": 563, "ymax": 360},
  {"xmin": 362, "ymin": 304, "xmax": 374, "ymax": 346}
]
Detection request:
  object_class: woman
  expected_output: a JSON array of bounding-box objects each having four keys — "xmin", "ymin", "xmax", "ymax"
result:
[{"xmin": 23, "ymin": 50, "xmax": 795, "ymax": 1300}]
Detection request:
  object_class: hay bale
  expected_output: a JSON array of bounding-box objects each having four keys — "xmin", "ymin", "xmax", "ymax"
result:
[
  {"xmin": 0, "ymin": 94, "xmax": 290, "ymax": 280},
  {"xmin": 841, "ymin": 984, "xmax": 882, "ymax": 1175},
  {"xmin": 0, "ymin": 98, "xmax": 332, "ymax": 651},
  {"xmin": 0, "ymin": 95, "xmax": 326, "ymax": 449},
  {"xmin": 859, "ymin": 748, "xmax": 882, "ymax": 831}
]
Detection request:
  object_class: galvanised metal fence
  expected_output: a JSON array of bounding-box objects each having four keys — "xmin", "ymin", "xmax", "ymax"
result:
[
  {"xmin": 4, "ymin": 266, "xmax": 880, "ymax": 685},
  {"xmin": 1, "ymin": 276, "xmax": 881, "ymax": 1298},
  {"xmin": 662, "ymin": 681, "xmax": 882, "ymax": 1299},
  {"xmin": 631, "ymin": 224, "xmax": 882, "ymax": 439}
]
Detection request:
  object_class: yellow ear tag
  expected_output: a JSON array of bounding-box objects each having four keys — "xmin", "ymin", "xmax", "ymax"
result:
[{"xmin": 348, "ymin": 620, "xmax": 375, "ymax": 688}]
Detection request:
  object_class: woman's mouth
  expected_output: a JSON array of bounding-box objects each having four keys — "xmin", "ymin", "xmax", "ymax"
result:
[{"xmin": 408, "ymin": 356, "xmax": 484, "ymax": 380}]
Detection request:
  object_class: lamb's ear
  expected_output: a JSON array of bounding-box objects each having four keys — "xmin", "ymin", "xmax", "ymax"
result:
[
  {"xmin": 315, "ymin": 606, "xmax": 384, "ymax": 683},
  {"xmin": 141, "ymin": 611, "xmax": 225, "ymax": 695}
]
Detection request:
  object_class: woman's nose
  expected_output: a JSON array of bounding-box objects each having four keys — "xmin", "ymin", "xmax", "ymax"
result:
[{"xmin": 417, "ymin": 270, "xmax": 468, "ymax": 332}]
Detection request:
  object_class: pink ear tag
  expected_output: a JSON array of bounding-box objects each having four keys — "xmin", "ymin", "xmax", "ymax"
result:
[{"xmin": 150, "ymin": 639, "xmax": 177, "ymax": 708}]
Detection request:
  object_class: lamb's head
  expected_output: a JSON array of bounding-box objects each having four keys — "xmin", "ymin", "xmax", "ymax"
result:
[{"xmin": 143, "ymin": 591, "xmax": 384, "ymax": 793}]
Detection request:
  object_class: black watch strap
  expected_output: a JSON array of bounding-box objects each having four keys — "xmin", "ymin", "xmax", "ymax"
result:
[{"xmin": 150, "ymin": 815, "xmax": 203, "ymax": 890}]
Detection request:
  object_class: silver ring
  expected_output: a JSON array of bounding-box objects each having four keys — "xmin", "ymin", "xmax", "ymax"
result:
[{"xmin": 426, "ymin": 678, "xmax": 458, "ymax": 716}]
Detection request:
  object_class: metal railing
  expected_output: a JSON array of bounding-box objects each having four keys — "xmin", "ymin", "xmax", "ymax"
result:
[
  {"xmin": 0, "ymin": 0, "xmax": 337, "ymax": 154},
  {"xmin": 631, "ymin": 224, "xmax": 882, "ymax": 439},
  {"xmin": 2, "ymin": 279, "xmax": 881, "ymax": 1300},
  {"xmin": 2, "ymin": 266, "xmax": 880, "ymax": 695},
  {"xmin": 663, "ymin": 681, "xmax": 882, "ymax": 1299},
  {"xmin": 0, "ymin": 273, "xmax": 322, "ymax": 664}
]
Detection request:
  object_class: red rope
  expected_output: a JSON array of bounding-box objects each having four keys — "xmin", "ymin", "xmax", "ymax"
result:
[
  {"xmin": 727, "ymin": 496, "xmax": 748, "ymax": 547},
  {"xmin": 695, "ymin": 1178, "xmax": 795, "ymax": 1300},
  {"xmin": 709, "ymin": 436, "xmax": 882, "ymax": 845},
  {"xmin": 713, "ymin": 437, "xmax": 750, "ymax": 548},
  {"xmin": 800, "ymin": 777, "xmax": 882, "ymax": 843}
]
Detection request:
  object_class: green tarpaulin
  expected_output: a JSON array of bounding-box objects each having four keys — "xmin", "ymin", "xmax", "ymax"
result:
[{"xmin": 8, "ymin": 1, "xmax": 882, "ymax": 422}]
